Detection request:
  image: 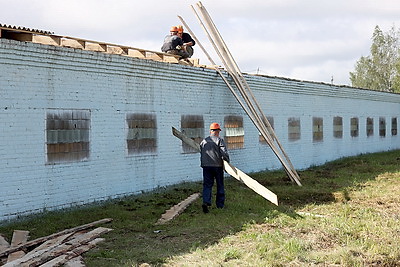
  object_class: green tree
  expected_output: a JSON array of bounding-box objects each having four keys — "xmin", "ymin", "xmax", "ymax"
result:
[{"xmin": 350, "ymin": 25, "xmax": 400, "ymax": 93}]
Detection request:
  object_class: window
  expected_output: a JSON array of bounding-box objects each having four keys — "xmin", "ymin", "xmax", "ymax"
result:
[
  {"xmin": 366, "ymin": 117, "xmax": 374, "ymax": 137},
  {"xmin": 181, "ymin": 115, "xmax": 204, "ymax": 153},
  {"xmin": 288, "ymin": 117, "xmax": 300, "ymax": 141},
  {"xmin": 379, "ymin": 117, "xmax": 386, "ymax": 137},
  {"xmin": 259, "ymin": 116, "xmax": 274, "ymax": 144},
  {"xmin": 224, "ymin": 115, "xmax": 244, "ymax": 149},
  {"xmin": 127, "ymin": 113, "xmax": 157, "ymax": 154},
  {"xmin": 351, "ymin": 117, "xmax": 359, "ymax": 137},
  {"xmin": 46, "ymin": 109, "xmax": 90, "ymax": 163},
  {"xmin": 333, "ymin": 116, "xmax": 343, "ymax": 139},
  {"xmin": 313, "ymin": 117, "xmax": 323, "ymax": 142},
  {"xmin": 392, "ymin": 117, "xmax": 398, "ymax": 136}
]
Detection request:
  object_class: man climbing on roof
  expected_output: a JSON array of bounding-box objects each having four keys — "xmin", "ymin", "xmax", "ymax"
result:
[
  {"xmin": 177, "ymin": 25, "xmax": 196, "ymax": 58},
  {"xmin": 200, "ymin": 123, "xmax": 230, "ymax": 213},
  {"xmin": 161, "ymin": 26, "xmax": 189, "ymax": 59}
]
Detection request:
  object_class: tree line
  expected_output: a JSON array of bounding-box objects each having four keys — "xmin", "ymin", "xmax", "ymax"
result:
[{"xmin": 350, "ymin": 25, "xmax": 400, "ymax": 93}]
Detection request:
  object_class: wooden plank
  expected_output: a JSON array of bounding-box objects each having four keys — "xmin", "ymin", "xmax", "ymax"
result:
[
  {"xmin": 64, "ymin": 255, "xmax": 86, "ymax": 267},
  {"xmin": 0, "ymin": 234, "xmax": 10, "ymax": 254},
  {"xmin": 172, "ymin": 127, "xmax": 200, "ymax": 152},
  {"xmin": 156, "ymin": 193, "xmax": 200, "ymax": 224},
  {"xmin": 7, "ymin": 230, "xmax": 29, "ymax": 263},
  {"xmin": 172, "ymin": 127, "xmax": 278, "ymax": 206},
  {"xmin": 40, "ymin": 238, "xmax": 105, "ymax": 267},
  {"xmin": 0, "ymin": 218, "xmax": 112, "ymax": 258},
  {"xmin": 3, "ymin": 227, "xmax": 112, "ymax": 267},
  {"xmin": 223, "ymin": 161, "xmax": 278, "ymax": 206},
  {"xmin": 24, "ymin": 233, "xmax": 73, "ymax": 258},
  {"xmin": 193, "ymin": 2, "xmax": 302, "ymax": 186}
]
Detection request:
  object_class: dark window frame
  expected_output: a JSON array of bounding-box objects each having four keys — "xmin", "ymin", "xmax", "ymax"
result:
[
  {"xmin": 313, "ymin": 117, "xmax": 323, "ymax": 142},
  {"xmin": 126, "ymin": 113, "xmax": 157, "ymax": 155},
  {"xmin": 46, "ymin": 109, "xmax": 90, "ymax": 164},
  {"xmin": 224, "ymin": 115, "xmax": 244, "ymax": 150},
  {"xmin": 181, "ymin": 115, "xmax": 204, "ymax": 153}
]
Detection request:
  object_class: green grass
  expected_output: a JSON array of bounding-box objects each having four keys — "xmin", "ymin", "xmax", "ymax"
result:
[{"xmin": 1, "ymin": 150, "xmax": 399, "ymax": 266}]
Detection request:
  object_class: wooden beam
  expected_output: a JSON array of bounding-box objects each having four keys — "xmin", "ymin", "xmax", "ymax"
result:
[
  {"xmin": 128, "ymin": 49, "xmax": 146, "ymax": 58},
  {"xmin": 85, "ymin": 42, "xmax": 107, "ymax": 52},
  {"xmin": 61, "ymin": 39, "xmax": 85, "ymax": 49},
  {"xmin": 163, "ymin": 54, "xmax": 180, "ymax": 63},
  {"xmin": 148, "ymin": 52, "xmax": 163, "ymax": 61},
  {"xmin": 192, "ymin": 2, "xmax": 302, "ymax": 186},
  {"xmin": 107, "ymin": 46, "xmax": 128, "ymax": 55},
  {"xmin": 32, "ymin": 35, "xmax": 61, "ymax": 46},
  {"xmin": 172, "ymin": 127, "xmax": 278, "ymax": 206}
]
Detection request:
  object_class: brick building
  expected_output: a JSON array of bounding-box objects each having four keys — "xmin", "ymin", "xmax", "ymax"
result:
[{"xmin": 0, "ymin": 26, "xmax": 399, "ymax": 221}]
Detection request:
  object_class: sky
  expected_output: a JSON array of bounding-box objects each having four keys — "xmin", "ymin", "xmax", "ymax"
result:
[{"xmin": 1, "ymin": 0, "xmax": 400, "ymax": 85}]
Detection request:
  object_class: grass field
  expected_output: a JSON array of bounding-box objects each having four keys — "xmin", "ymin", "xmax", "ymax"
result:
[{"xmin": 0, "ymin": 150, "xmax": 399, "ymax": 266}]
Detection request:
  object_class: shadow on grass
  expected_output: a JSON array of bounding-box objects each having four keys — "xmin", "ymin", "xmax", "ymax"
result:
[{"xmin": 0, "ymin": 150, "xmax": 399, "ymax": 266}]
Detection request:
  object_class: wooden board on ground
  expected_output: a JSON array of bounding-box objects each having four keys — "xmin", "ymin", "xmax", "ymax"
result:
[
  {"xmin": 64, "ymin": 255, "xmax": 86, "ymax": 267},
  {"xmin": 156, "ymin": 193, "xmax": 201, "ymax": 224},
  {"xmin": 0, "ymin": 235, "xmax": 10, "ymax": 252},
  {"xmin": 7, "ymin": 230, "xmax": 29, "ymax": 263},
  {"xmin": 172, "ymin": 127, "xmax": 278, "ymax": 206}
]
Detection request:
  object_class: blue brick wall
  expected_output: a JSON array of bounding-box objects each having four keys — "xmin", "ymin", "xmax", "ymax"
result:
[{"xmin": 0, "ymin": 39, "xmax": 399, "ymax": 220}]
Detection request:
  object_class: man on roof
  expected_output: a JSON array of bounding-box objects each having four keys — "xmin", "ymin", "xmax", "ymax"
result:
[
  {"xmin": 161, "ymin": 26, "xmax": 189, "ymax": 59},
  {"xmin": 177, "ymin": 25, "xmax": 196, "ymax": 58}
]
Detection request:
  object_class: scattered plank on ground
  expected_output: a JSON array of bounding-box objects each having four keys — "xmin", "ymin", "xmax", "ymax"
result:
[
  {"xmin": 156, "ymin": 193, "xmax": 201, "ymax": 225},
  {"xmin": 0, "ymin": 218, "xmax": 113, "ymax": 267},
  {"xmin": 0, "ymin": 218, "xmax": 112, "ymax": 258}
]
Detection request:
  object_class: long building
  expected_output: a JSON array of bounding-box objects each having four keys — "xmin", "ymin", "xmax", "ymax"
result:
[{"xmin": 0, "ymin": 25, "xmax": 399, "ymax": 221}]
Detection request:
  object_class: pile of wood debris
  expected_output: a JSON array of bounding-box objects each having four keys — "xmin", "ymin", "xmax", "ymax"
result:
[{"xmin": 0, "ymin": 218, "xmax": 112, "ymax": 267}]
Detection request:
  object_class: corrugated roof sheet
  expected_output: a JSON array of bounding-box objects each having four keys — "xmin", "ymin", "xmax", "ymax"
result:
[{"xmin": 0, "ymin": 23, "xmax": 53, "ymax": 35}]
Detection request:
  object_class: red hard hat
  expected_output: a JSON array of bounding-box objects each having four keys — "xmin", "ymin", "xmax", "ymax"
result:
[{"xmin": 210, "ymin": 122, "xmax": 221, "ymax": 130}]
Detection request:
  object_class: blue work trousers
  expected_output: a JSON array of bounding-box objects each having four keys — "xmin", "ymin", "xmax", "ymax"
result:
[{"xmin": 202, "ymin": 166, "xmax": 225, "ymax": 208}]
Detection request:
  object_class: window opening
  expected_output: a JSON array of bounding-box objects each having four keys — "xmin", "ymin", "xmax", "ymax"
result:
[
  {"xmin": 224, "ymin": 115, "xmax": 244, "ymax": 149},
  {"xmin": 46, "ymin": 109, "xmax": 90, "ymax": 163},
  {"xmin": 127, "ymin": 113, "xmax": 157, "ymax": 154}
]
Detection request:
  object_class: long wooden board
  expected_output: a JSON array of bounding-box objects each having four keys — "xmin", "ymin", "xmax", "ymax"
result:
[
  {"xmin": 156, "ymin": 193, "xmax": 201, "ymax": 224},
  {"xmin": 172, "ymin": 127, "xmax": 278, "ymax": 206},
  {"xmin": 223, "ymin": 161, "xmax": 278, "ymax": 205}
]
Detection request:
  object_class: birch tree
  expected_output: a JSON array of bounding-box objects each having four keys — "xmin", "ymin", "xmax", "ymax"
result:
[{"xmin": 350, "ymin": 25, "xmax": 400, "ymax": 93}]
